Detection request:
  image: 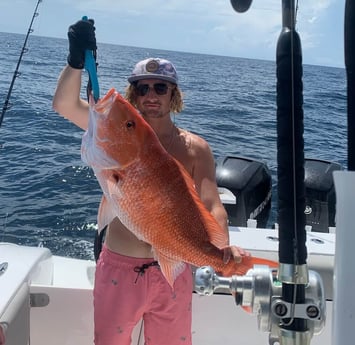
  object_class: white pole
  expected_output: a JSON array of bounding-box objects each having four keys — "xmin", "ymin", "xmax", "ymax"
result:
[{"xmin": 332, "ymin": 171, "xmax": 355, "ymax": 345}]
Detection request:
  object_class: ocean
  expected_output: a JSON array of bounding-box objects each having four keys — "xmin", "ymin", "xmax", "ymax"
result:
[{"xmin": 0, "ymin": 32, "xmax": 347, "ymax": 260}]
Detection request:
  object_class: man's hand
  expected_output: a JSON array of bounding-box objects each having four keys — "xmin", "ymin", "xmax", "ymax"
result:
[
  {"xmin": 223, "ymin": 245, "xmax": 250, "ymax": 264},
  {"xmin": 67, "ymin": 18, "xmax": 97, "ymax": 69}
]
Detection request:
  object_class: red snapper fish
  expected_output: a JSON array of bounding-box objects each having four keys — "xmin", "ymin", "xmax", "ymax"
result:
[{"xmin": 81, "ymin": 88, "xmax": 278, "ymax": 287}]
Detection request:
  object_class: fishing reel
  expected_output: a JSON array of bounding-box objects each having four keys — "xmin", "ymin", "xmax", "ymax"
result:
[{"xmin": 194, "ymin": 265, "xmax": 326, "ymax": 344}]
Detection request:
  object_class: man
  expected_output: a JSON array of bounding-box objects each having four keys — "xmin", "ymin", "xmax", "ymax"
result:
[{"xmin": 53, "ymin": 18, "xmax": 247, "ymax": 345}]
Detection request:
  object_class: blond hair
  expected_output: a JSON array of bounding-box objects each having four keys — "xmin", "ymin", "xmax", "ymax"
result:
[{"xmin": 125, "ymin": 83, "xmax": 184, "ymax": 114}]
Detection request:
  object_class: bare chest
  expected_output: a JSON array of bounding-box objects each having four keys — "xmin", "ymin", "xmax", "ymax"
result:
[{"xmin": 168, "ymin": 129, "xmax": 194, "ymax": 177}]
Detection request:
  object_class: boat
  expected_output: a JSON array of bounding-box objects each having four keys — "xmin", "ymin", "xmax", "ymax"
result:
[
  {"xmin": 0, "ymin": 158, "xmax": 339, "ymax": 345},
  {"xmin": 1, "ymin": 1, "xmax": 354, "ymax": 344},
  {"xmin": 0, "ymin": 220, "xmax": 335, "ymax": 345}
]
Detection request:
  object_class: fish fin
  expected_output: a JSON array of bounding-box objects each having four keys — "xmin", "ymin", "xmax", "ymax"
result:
[
  {"xmin": 243, "ymin": 256, "xmax": 279, "ymax": 268},
  {"xmin": 106, "ymin": 171, "xmax": 124, "ymax": 198},
  {"xmin": 97, "ymin": 195, "xmax": 116, "ymax": 233},
  {"xmin": 221, "ymin": 255, "xmax": 278, "ymax": 277},
  {"xmin": 207, "ymin": 222, "xmax": 229, "ymax": 249},
  {"xmin": 249, "ymin": 256, "xmax": 279, "ymax": 269},
  {"xmin": 155, "ymin": 251, "xmax": 187, "ymax": 288}
]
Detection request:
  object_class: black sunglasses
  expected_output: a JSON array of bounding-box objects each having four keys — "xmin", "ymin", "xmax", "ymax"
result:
[{"xmin": 135, "ymin": 83, "xmax": 172, "ymax": 96}]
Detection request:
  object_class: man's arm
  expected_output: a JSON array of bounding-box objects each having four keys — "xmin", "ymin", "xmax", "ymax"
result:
[
  {"xmin": 52, "ymin": 65, "xmax": 89, "ymax": 130},
  {"xmin": 52, "ymin": 18, "xmax": 97, "ymax": 130},
  {"xmin": 193, "ymin": 136, "xmax": 249, "ymax": 262},
  {"xmin": 192, "ymin": 136, "xmax": 228, "ymax": 230}
]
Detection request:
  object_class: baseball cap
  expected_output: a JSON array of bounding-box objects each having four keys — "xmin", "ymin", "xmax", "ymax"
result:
[{"xmin": 128, "ymin": 58, "xmax": 178, "ymax": 84}]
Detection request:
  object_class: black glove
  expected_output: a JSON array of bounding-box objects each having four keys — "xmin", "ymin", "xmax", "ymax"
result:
[{"xmin": 67, "ymin": 18, "xmax": 97, "ymax": 69}]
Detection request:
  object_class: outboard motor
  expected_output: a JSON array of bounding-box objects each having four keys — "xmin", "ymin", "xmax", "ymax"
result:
[
  {"xmin": 216, "ymin": 156, "xmax": 271, "ymax": 228},
  {"xmin": 304, "ymin": 158, "xmax": 342, "ymax": 232}
]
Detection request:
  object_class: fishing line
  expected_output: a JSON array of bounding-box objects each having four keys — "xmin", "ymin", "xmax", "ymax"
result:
[{"xmin": 0, "ymin": 0, "xmax": 43, "ymax": 129}]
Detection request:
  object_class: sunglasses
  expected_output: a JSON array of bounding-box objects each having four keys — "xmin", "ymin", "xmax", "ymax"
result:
[{"xmin": 135, "ymin": 83, "xmax": 172, "ymax": 96}]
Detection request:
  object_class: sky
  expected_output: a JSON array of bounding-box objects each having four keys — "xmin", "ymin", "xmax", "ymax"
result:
[{"xmin": 0, "ymin": 0, "xmax": 346, "ymax": 68}]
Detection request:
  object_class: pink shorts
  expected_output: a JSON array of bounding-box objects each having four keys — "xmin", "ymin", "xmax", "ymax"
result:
[{"xmin": 94, "ymin": 245, "xmax": 193, "ymax": 345}]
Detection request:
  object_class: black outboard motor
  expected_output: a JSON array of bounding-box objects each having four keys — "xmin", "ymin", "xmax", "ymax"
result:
[
  {"xmin": 304, "ymin": 158, "xmax": 342, "ymax": 232},
  {"xmin": 216, "ymin": 156, "xmax": 271, "ymax": 228}
]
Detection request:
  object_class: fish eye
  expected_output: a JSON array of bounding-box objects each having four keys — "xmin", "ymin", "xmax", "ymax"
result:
[{"xmin": 126, "ymin": 120, "xmax": 136, "ymax": 130}]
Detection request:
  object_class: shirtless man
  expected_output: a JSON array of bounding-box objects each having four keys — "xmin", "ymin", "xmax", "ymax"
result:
[{"xmin": 53, "ymin": 18, "xmax": 247, "ymax": 345}]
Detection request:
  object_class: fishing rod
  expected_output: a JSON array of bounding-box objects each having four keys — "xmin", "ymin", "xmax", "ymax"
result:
[
  {"xmin": 231, "ymin": 0, "xmax": 311, "ymax": 342},
  {"xmin": 233, "ymin": 0, "xmax": 308, "ymax": 319},
  {"xmin": 0, "ymin": 0, "xmax": 43, "ymax": 128},
  {"xmin": 275, "ymin": 1, "xmax": 310, "ymax": 343},
  {"xmin": 195, "ymin": 0, "xmax": 325, "ymax": 343},
  {"xmin": 233, "ymin": 0, "xmax": 308, "ymax": 327},
  {"xmin": 230, "ymin": 0, "xmax": 252, "ymax": 12},
  {"xmin": 82, "ymin": 16, "xmax": 100, "ymax": 103}
]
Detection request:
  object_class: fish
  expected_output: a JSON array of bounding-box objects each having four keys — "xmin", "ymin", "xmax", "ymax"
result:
[{"xmin": 81, "ymin": 88, "xmax": 278, "ymax": 287}]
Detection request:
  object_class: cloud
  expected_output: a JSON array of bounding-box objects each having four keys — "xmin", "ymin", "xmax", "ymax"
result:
[{"xmin": 0, "ymin": 0, "xmax": 344, "ymax": 67}]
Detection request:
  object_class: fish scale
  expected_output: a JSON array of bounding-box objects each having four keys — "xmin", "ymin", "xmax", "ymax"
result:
[{"xmin": 82, "ymin": 88, "xmax": 278, "ymax": 287}]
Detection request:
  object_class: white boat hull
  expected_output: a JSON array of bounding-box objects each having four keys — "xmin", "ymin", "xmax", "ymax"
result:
[{"xmin": 0, "ymin": 226, "xmax": 335, "ymax": 345}]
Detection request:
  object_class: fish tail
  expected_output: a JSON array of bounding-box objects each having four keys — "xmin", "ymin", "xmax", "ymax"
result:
[{"xmin": 221, "ymin": 256, "xmax": 278, "ymax": 277}]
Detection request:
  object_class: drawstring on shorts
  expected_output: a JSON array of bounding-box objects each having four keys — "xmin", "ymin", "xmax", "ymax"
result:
[{"xmin": 134, "ymin": 261, "xmax": 159, "ymax": 283}]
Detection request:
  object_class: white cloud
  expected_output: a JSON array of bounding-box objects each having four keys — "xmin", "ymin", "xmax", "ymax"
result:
[{"xmin": 0, "ymin": 0, "xmax": 345, "ymax": 67}]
